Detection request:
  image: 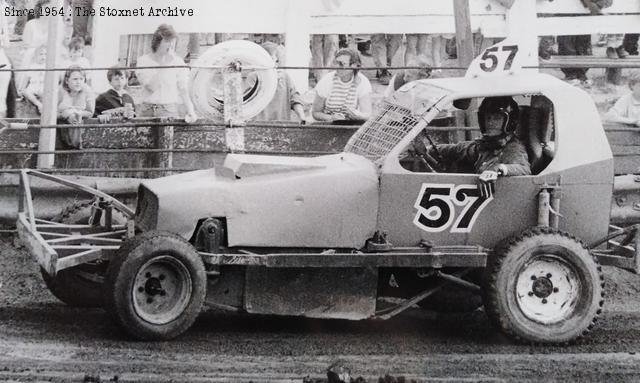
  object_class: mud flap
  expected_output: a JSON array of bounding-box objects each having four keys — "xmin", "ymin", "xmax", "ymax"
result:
[{"xmin": 244, "ymin": 267, "xmax": 378, "ymax": 319}]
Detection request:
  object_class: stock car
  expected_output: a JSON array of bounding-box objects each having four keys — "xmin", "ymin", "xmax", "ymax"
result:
[{"xmin": 16, "ymin": 42, "xmax": 638, "ymax": 344}]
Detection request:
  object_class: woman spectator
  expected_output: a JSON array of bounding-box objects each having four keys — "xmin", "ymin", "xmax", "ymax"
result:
[
  {"xmin": 57, "ymin": 66, "xmax": 94, "ymax": 148},
  {"xmin": 311, "ymin": 48, "xmax": 372, "ymax": 123},
  {"xmin": 135, "ymin": 23, "xmax": 197, "ymax": 121}
]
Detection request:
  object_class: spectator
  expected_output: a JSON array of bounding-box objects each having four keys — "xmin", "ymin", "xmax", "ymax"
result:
[
  {"xmin": 8, "ymin": 0, "xmax": 35, "ymax": 37},
  {"xmin": 312, "ymin": 48, "xmax": 372, "ymax": 123},
  {"xmin": 604, "ymin": 73, "xmax": 640, "ymax": 127},
  {"xmin": 94, "ymin": 66, "xmax": 135, "ymax": 120},
  {"xmin": 371, "ymin": 34, "xmax": 401, "ymax": 85},
  {"xmin": 252, "ymin": 42, "xmax": 309, "ymax": 123},
  {"xmin": 623, "ymin": 34, "xmax": 639, "ymax": 56},
  {"xmin": 429, "ymin": 34, "xmax": 451, "ymax": 72},
  {"xmin": 64, "ymin": 37, "xmax": 90, "ymax": 69},
  {"xmin": 405, "ymin": 34, "xmax": 428, "ymax": 67},
  {"xmin": 383, "ymin": 55, "xmax": 432, "ymax": 98},
  {"xmin": 57, "ymin": 66, "xmax": 94, "ymax": 148},
  {"xmin": 19, "ymin": 0, "xmax": 50, "ymax": 86},
  {"xmin": 135, "ymin": 24, "xmax": 197, "ymax": 120},
  {"xmin": 18, "ymin": 44, "xmax": 46, "ymax": 114},
  {"xmin": 311, "ymin": 34, "xmax": 339, "ymax": 82},
  {"xmin": 71, "ymin": 0, "xmax": 93, "ymax": 43},
  {"xmin": 538, "ymin": 36, "xmax": 556, "ymax": 61},
  {"xmin": 605, "ymin": 34, "xmax": 628, "ymax": 59},
  {"xmin": 557, "ymin": 35, "xmax": 592, "ymax": 85},
  {"xmin": 579, "ymin": 1, "xmax": 626, "ymax": 58}
]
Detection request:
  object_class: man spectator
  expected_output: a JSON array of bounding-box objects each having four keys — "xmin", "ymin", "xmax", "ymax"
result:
[
  {"xmin": 623, "ymin": 34, "xmax": 639, "ymax": 56},
  {"xmin": 580, "ymin": 0, "xmax": 627, "ymax": 58},
  {"xmin": 371, "ymin": 34, "xmax": 402, "ymax": 85},
  {"xmin": 557, "ymin": 34, "xmax": 592, "ymax": 85},
  {"xmin": 383, "ymin": 55, "xmax": 432, "ymax": 98},
  {"xmin": 311, "ymin": 34, "xmax": 339, "ymax": 82}
]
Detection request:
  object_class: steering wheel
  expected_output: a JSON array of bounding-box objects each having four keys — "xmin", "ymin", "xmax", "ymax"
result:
[{"xmin": 410, "ymin": 133, "xmax": 444, "ymax": 173}]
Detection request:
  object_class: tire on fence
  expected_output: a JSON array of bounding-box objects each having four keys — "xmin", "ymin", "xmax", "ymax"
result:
[
  {"xmin": 104, "ymin": 231, "xmax": 207, "ymax": 340},
  {"xmin": 41, "ymin": 200, "xmax": 127, "ymax": 308},
  {"xmin": 189, "ymin": 40, "xmax": 278, "ymax": 120}
]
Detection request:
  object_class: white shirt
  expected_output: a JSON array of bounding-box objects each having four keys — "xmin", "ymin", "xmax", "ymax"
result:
[
  {"xmin": 606, "ymin": 93, "xmax": 640, "ymax": 123},
  {"xmin": 315, "ymin": 71, "xmax": 371, "ymax": 114},
  {"xmin": 136, "ymin": 53, "xmax": 189, "ymax": 105}
]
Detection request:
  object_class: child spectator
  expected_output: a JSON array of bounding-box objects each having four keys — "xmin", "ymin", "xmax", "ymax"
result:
[
  {"xmin": 252, "ymin": 42, "xmax": 309, "ymax": 123},
  {"xmin": 57, "ymin": 66, "xmax": 94, "ymax": 148},
  {"xmin": 605, "ymin": 73, "xmax": 640, "ymax": 127},
  {"xmin": 18, "ymin": 44, "xmax": 46, "ymax": 114},
  {"xmin": 94, "ymin": 66, "xmax": 135, "ymax": 120},
  {"xmin": 65, "ymin": 36, "xmax": 90, "ymax": 69}
]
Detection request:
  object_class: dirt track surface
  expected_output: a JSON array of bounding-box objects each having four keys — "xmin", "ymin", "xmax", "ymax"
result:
[{"xmin": 3, "ymin": 238, "xmax": 640, "ymax": 382}]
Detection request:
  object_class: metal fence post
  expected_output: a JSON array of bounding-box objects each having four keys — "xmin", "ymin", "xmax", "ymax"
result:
[{"xmin": 223, "ymin": 62, "xmax": 245, "ymax": 152}]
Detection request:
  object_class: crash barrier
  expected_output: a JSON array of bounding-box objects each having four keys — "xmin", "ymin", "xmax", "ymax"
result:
[{"xmin": 0, "ymin": 117, "xmax": 637, "ymax": 175}]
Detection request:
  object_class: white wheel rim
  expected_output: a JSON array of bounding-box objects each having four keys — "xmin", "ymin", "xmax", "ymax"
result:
[
  {"xmin": 132, "ymin": 256, "xmax": 192, "ymax": 325},
  {"xmin": 515, "ymin": 255, "xmax": 581, "ymax": 324}
]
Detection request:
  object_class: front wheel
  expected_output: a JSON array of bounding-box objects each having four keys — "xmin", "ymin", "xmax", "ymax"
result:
[
  {"xmin": 483, "ymin": 227, "xmax": 604, "ymax": 344},
  {"xmin": 104, "ymin": 231, "xmax": 206, "ymax": 340}
]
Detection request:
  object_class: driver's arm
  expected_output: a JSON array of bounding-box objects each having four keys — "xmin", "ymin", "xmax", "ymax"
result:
[{"xmin": 491, "ymin": 141, "xmax": 531, "ymax": 176}]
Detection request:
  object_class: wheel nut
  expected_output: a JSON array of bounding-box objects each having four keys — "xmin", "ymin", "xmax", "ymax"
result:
[
  {"xmin": 553, "ymin": 287, "xmax": 559, "ymax": 293},
  {"xmin": 531, "ymin": 275, "xmax": 537, "ymax": 280},
  {"xmin": 159, "ymin": 274, "xmax": 165, "ymax": 281},
  {"xmin": 145, "ymin": 272, "xmax": 152, "ymax": 278},
  {"xmin": 542, "ymin": 299, "xmax": 548, "ymax": 304},
  {"xmin": 546, "ymin": 273, "xmax": 552, "ymax": 278},
  {"xmin": 146, "ymin": 298, "xmax": 153, "ymax": 304},
  {"xmin": 528, "ymin": 292, "xmax": 534, "ymax": 297},
  {"xmin": 138, "ymin": 287, "xmax": 144, "ymax": 293}
]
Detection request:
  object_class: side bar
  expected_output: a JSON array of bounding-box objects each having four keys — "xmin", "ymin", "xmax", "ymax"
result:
[{"xmin": 200, "ymin": 246, "xmax": 487, "ymax": 268}]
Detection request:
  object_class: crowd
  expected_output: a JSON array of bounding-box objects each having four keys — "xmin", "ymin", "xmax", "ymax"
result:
[
  {"xmin": 2, "ymin": 0, "xmax": 640, "ymax": 150},
  {"xmin": 538, "ymin": 0, "xmax": 639, "ymax": 87}
]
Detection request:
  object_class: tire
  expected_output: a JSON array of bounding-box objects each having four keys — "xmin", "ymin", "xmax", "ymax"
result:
[
  {"xmin": 483, "ymin": 227, "xmax": 604, "ymax": 344},
  {"xmin": 189, "ymin": 40, "xmax": 278, "ymax": 120},
  {"xmin": 53, "ymin": 200, "xmax": 127, "ymax": 226},
  {"xmin": 40, "ymin": 265, "xmax": 105, "ymax": 308},
  {"xmin": 41, "ymin": 200, "xmax": 126, "ymax": 307},
  {"xmin": 104, "ymin": 231, "xmax": 206, "ymax": 340}
]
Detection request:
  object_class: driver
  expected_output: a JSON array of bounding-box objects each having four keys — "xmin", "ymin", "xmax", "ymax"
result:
[{"xmin": 415, "ymin": 96, "xmax": 531, "ymax": 198}]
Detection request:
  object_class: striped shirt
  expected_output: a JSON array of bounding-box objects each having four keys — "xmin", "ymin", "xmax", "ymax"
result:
[{"xmin": 315, "ymin": 71, "xmax": 372, "ymax": 116}]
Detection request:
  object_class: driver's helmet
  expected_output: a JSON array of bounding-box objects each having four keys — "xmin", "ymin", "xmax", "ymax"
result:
[{"xmin": 478, "ymin": 96, "xmax": 519, "ymax": 135}]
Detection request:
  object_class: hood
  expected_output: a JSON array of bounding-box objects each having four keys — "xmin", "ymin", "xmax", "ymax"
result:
[{"xmin": 138, "ymin": 153, "xmax": 379, "ymax": 248}]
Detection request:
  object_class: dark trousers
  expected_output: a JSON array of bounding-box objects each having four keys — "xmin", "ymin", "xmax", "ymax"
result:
[
  {"xmin": 624, "ymin": 34, "xmax": 639, "ymax": 55},
  {"xmin": 557, "ymin": 35, "xmax": 592, "ymax": 80}
]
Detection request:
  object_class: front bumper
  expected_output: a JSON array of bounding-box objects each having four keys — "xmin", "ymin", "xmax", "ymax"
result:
[{"xmin": 15, "ymin": 170, "xmax": 133, "ymax": 276}]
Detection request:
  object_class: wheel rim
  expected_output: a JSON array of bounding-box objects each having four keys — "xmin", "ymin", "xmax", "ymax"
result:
[
  {"xmin": 132, "ymin": 256, "xmax": 192, "ymax": 325},
  {"xmin": 515, "ymin": 254, "xmax": 581, "ymax": 324}
]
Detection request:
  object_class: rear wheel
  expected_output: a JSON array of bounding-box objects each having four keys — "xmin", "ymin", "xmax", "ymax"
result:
[
  {"xmin": 40, "ymin": 265, "xmax": 105, "ymax": 308},
  {"xmin": 483, "ymin": 227, "xmax": 604, "ymax": 344},
  {"xmin": 104, "ymin": 231, "xmax": 206, "ymax": 340}
]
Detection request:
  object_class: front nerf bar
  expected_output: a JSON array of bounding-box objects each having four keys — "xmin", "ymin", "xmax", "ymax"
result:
[{"xmin": 16, "ymin": 169, "xmax": 135, "ymax": 276}]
